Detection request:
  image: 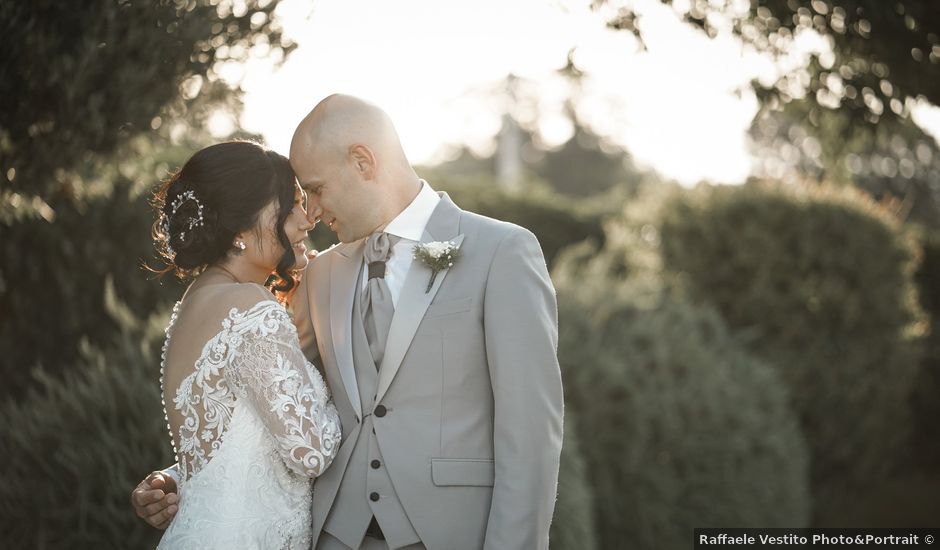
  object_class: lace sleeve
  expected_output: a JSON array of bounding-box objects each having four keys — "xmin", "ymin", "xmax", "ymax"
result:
[{"xmin": 225, "ymin": 301, "xmax": 342, "ymax": 477}]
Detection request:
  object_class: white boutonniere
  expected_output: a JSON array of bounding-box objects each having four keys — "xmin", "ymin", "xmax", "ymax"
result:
[{"xmin": 413, "ymin": 240, "xmax": 461, "ymax": 293}]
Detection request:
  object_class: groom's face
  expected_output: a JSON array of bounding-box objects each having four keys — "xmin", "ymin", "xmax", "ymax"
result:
[{"xmin": 292, "ymin": 145, "xmax": 379, "ymax": 243}]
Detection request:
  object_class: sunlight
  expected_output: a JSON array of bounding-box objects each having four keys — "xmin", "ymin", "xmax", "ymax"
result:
[{"xmin": 231, "ymin": 0, "xmax": 940, "ymax": 185}]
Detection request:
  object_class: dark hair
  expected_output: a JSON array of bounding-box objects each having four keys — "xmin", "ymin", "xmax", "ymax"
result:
[{"xmin": 151, "ymin": 140, "xmax": 298, "ymax": 294}]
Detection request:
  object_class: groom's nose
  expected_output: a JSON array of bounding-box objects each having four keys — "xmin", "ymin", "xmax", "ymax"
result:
[{"xmin": 305, "ymin": 200, "xmax": 322, "ymax": 225}]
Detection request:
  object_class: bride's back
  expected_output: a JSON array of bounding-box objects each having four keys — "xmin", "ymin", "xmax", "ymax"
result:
[{"xmin": 160, "ymin": 280, "xmax": 277, "ymax": 479}]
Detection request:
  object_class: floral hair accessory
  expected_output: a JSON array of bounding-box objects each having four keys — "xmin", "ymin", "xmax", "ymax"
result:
[{"xmin": 161, "ymin": 189, "xmax": 205, "ymax": 256}]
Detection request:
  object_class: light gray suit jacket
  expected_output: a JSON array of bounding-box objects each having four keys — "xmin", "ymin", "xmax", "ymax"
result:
[{"xmin": 293, "ymin": 192, "xmax": 563, "ymax": 550}]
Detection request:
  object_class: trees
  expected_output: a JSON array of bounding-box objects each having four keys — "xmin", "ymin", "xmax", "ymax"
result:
[
  {"xmin": 606, "ymin": 0, "xmax": 940, "ymax": 121},
  {"xmin": 603, "ymin": 0, "xmax": 940, "ymax": 226},
  {"xmin": 656, "ymin": 182, "xmax": 923, "ymax": 506},
  {"xmin": 0, "ymin": 0, "xmax": 292, "ymax": 397},
  {"xmin": 555, "ymin": 256, "xmax": 810, "ymax": 547},
  {"xmin": 0, "ymin": 0, "xmax": 293, "ymax": 200}
]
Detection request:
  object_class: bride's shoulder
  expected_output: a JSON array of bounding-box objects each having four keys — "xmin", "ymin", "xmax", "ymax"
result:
[
  {"xmin": 221, "ymin": 282, "xmax": 279, "ymax": 308},
  {"xmin": 181, "ymin": 282, "xmax": 283, "ymax": 324}
]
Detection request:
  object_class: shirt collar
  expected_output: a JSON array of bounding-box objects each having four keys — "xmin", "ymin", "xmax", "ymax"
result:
[{"xmin": 383, "ymin": 180, "xmax": 441, "ymax": 243}]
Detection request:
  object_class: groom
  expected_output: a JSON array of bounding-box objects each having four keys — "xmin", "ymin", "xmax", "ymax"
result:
[{"xmin": 132, "ymin": 95, "xmax": 563, "ymax": 549}]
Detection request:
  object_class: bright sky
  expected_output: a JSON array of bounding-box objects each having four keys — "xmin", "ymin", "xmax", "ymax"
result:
[{"xmin": 223, "ymin": 0, "xmax": 940, "ymax": 186}]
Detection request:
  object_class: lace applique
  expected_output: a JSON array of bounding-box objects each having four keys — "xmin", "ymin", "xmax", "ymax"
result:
[
  {"xmin": 224, "ymin": 302, "xmax": 342, "ymax": 477},
  {"xmin": 160, "ymin": 299, "xmax": 341, "ymax": 482},
  {"xmin": 158, "ymin": 297, "xmax": 340, "ymax": 548}
]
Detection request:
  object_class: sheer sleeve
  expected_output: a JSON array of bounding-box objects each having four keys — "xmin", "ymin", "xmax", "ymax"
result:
[{"xmin": 225, "ymin": 301, "xmax": 342, "ymax": 477}]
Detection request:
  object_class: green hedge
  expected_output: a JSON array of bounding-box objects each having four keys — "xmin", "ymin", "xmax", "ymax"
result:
[
  {"xmin": 302, "ymin": 177, "xmax": 607, "ymax": 271},
  {"xmin": 550, "ymin": 412, "xmax": 598, "ymax": 550},
  {"xmin": 429, "ymin": 178, "xmax": 605, "ymax": 268},
  {"xmin": 553, "ymin": 267, "xmax": 810, "ymax": 549},
  {"xmin": 0, "ymin": 183, "xmax": 185, "ymax": 401},
  {"xmin": 912, "ymin": 230, "xmax": 940, "ymax": 465},
  {"xmin": 656, "ymin": 182, "xmax": 924, "ymax": 500},
  {"xmin": 0, "ymin": 328, "xmax": 172, "ymax": 548}
]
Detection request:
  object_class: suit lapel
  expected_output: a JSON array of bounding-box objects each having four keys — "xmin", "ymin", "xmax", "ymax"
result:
[
  {"xmin": 329, "ymin": 239, "xmax": 366, "ymax": 420},
  {"xmin": 375, "ymin": 193, "xmax": 463, "ymax": 404}
]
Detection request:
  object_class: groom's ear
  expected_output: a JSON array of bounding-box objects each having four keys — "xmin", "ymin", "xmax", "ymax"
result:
[{"xmin": 348, "ymin": 144, "xmax": 376, "ymax": 181}]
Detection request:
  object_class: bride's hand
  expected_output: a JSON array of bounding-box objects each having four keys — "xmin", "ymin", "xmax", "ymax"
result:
[{"xmin": 131, "ymin": 471, "xmax": 179, "ymax": 530}]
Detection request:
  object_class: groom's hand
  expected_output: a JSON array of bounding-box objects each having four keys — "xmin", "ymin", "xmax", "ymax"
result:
[{"xmin": 131, "ymin": 471, "xmax": 179, "ymax": 530}]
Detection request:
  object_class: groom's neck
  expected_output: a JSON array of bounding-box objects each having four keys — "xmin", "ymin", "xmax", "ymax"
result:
[{"xmin": 376, "ymin": 175, "xmax": 422, "ymax": 231}]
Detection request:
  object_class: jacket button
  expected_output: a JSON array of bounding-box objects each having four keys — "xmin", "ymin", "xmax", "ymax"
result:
[
  {"xmin": 374, "ymin": 405, "xmax": 387, "ymax": 417},
  {"xmin": 371, "ymin": 459, "xmax": 381, "ymax": 469},
  {"xmin": 370, "ymin": 492, "xmax": 380, "ymax": 502}
]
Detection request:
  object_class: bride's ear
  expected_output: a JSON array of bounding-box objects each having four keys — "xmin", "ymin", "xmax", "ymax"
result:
[{"xmin": 232, "ymin": 235, "xmax": 247, "ymax": 255}]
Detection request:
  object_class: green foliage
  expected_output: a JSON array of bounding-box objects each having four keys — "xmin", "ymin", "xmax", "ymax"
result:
[
  {"xmin": 0, "ymin": 0, "xmax": 293, "ymax": 199},
  {"xmin": 428, "ymin": 177, "xmax": 606, "ymax": 268},
  {"xmin": 552, "ymin": 270, "xmax": 811, "ymax": 549},
  {"xmin": 550, "ymin": 412, "xmax": 598, "ymax": 550},
  {"xmin": 604, "ymin": 0, "xmax": 940, "ymax": 228},
  {"xmin": 911, "ymin": 230, "xmax": 940, "ymax": 465},
  {"xmin": 422, "ymin": 114, "xmax": 644, "ymax": 200},
  {"xmin": 0, "ymin": 0, "xmax": 287, "ymax": 398},
  {"xmin": 533, "ymin": 126, "xmax": 640, "ymax": 197},
  {"xmin": 611, "ymin": 0, "xmax": 940, "ymax": 123},
  {"xmin": 749, "ymin": 92, "xmax": 940, "ymax": 230},
  {"xmin": 0, "ymin": 176, "xmax": 185, "ymax": 398},
  {"xmin": 656, "ymin": 182, "xmax": 924, "ymax": 500},
  {"xmin": 0, "ymin": 323, "xmax": 173, "ymax": 548}
]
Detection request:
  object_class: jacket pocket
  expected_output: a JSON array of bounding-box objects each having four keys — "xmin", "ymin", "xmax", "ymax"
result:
[
  {"xmin": 430, "ymin": 458, "xmax": 495, "ymax": 487},
  {"xmin": 425, "ymin": 297, "xmax": 472, "ymax": 319}
]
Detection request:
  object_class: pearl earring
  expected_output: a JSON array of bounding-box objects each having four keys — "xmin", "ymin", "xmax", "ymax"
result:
[{"xmin": 234, "ymin": 241, "xmax": 246, "ymax": 255}]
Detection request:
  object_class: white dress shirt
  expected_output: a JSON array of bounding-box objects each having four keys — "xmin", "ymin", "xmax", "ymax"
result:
[{"xmin": 361, "ymin": 180, "xmax": 441, "ymax": 308}]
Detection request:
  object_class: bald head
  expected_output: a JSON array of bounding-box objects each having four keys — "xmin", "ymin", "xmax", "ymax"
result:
[
  {"xmin": 291, "ymin": 94, "xmax": 410, "ymax": 172},
  {"xmin": 288, "ymin": 94, "xmax": 423, "ymax": 243}
]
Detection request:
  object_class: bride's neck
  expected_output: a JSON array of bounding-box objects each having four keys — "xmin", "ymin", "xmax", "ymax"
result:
[{"xmin": 208, "ymin": 258, "xmax": 269, "ymax": 287}]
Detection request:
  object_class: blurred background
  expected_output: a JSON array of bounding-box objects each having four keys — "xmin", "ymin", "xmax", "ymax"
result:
[{"xmin": 1, "ymin": 0, "xmax": 938, "ymax": 547}]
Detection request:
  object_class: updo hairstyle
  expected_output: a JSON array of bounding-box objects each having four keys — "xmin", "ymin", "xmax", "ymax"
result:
[{"xmin": 151, "ymin": 141, "xmax": 299, "ymax": 294}]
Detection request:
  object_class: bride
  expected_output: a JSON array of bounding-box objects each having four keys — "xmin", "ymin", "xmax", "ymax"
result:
[{"xmin": 150, "ymin": 141, "xmax": 342, "ymax": 549}]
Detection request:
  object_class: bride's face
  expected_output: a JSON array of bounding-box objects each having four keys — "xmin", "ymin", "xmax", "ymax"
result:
[{"xmin": 244, "ymin": 183, "xmax": 313, "ymax": 272}]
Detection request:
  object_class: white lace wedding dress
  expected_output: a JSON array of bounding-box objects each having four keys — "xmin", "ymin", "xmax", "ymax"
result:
[{"xmin": 157, "ymin": 295, "xmax": 342, "ymax": 550}]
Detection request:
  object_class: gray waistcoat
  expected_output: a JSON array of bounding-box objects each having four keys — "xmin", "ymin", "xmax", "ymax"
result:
[{"xmin": 322, "ymin": 266, "xmax": 421, "ymax": 549}]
